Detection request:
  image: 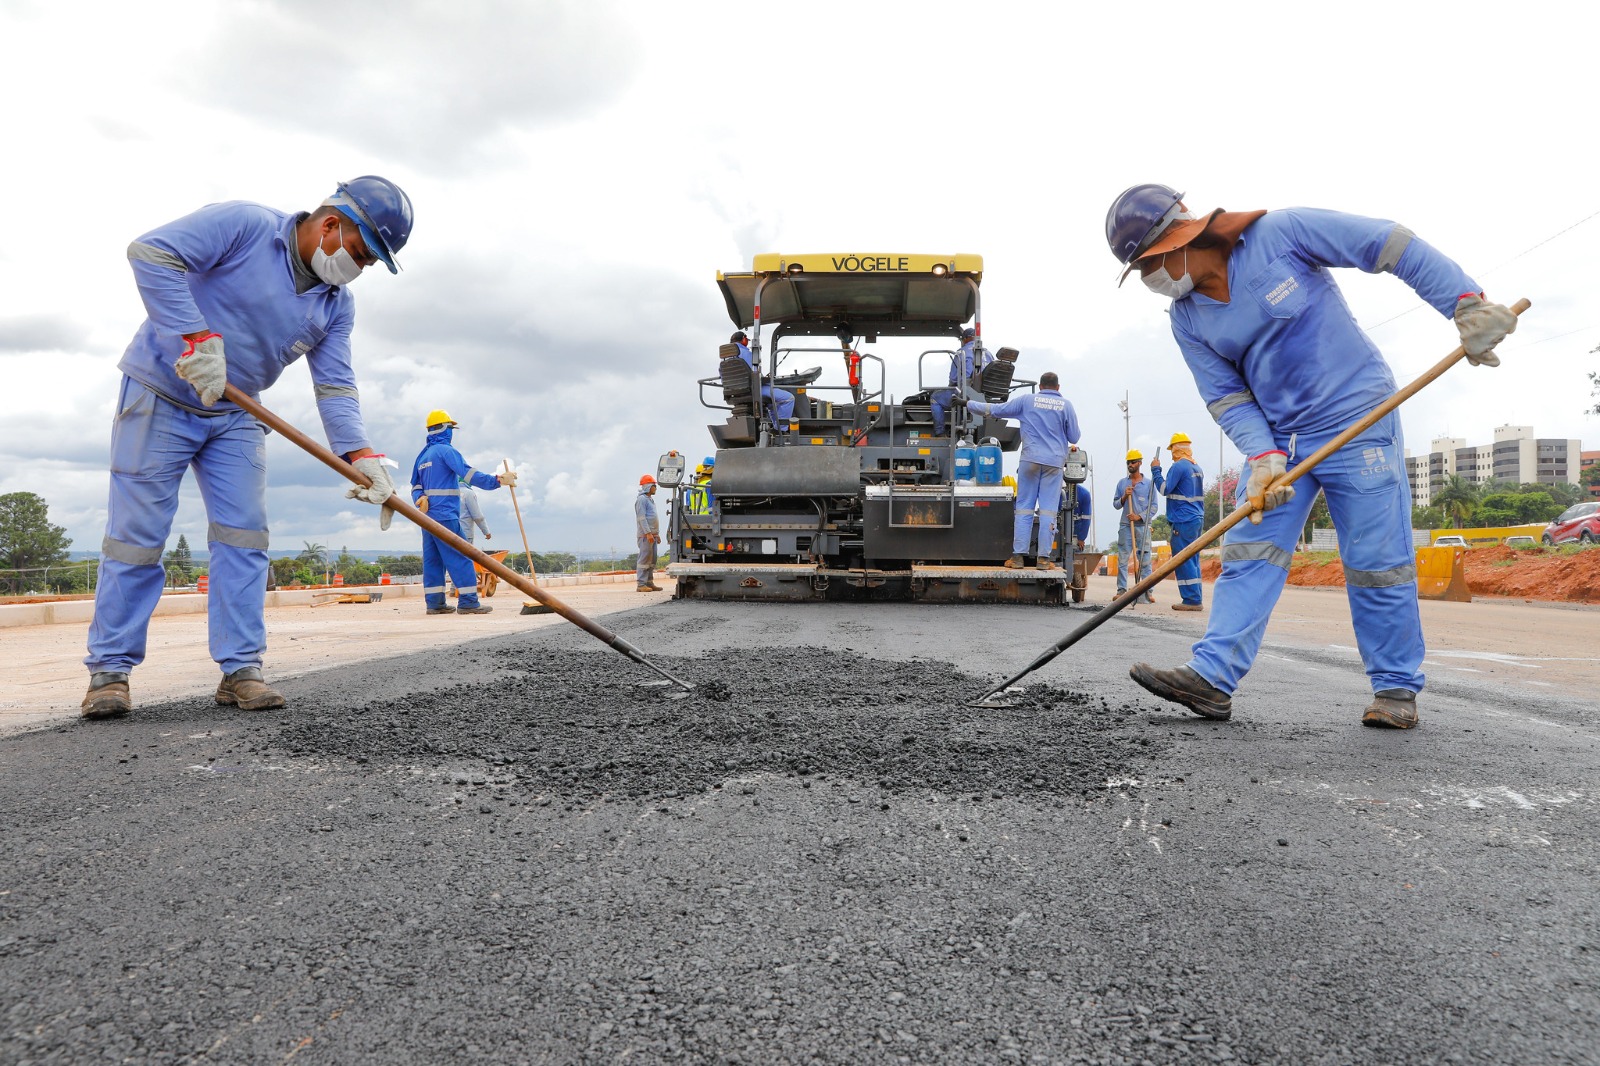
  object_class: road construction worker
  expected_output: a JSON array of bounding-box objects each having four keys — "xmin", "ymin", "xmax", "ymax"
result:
[
  {"xmin": 1152, "ymin": 432, "xmax": 1205, "ymax": 611},
  {"xmin": 459, "ymin": 479, "xmax": 491, "ymax": 545},
  {"xmin": 1107, "ymin": 184, "xmax": 1517, "ymax": 727},
  {"xmin": 967, "ymin": 371, "xmax": 1081, "ymax": 569},
  {"xmin": 636, "ymin": 475, "xmax": 662, "ymax": 591},
  {"xmin": 411, "ymin": 411, "xmax": 513, "ymax": 615},
  {"xmin": 930, "ymin": 326, "xmax": 993, "ymax": 437},
  {"xmin": 731, "ymin": 330, "xmax": 794, "ymax": 430},
  {"xmin": 1072, "ymin": 481, "xmax": 1092, "ymax": 551},
  {"xmin": 81, "ymin": 176, "xmax": 413, "ymax": 720},
  {"xmin": 1114, "ymin": 450, "xmax": 1159, "ymax": 601},
  {"xmin": 684, "ymin": 457, "xmax": 715, "ymax": 515}
]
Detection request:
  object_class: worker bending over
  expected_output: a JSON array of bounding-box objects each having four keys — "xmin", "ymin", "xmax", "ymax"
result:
[
  {"xmin": 967, "ymin": 370, "xmax": 1080, "ymax": 569},
  {"xmin": 636, "ymin": 475, "xmax": 662, "ymax": 591},
  {"xmin": 1114, "ymin": 450, "xmax": 1159, "ymax": 601},
  {"xmin": 411, "ymin": 410, "xmax": 514, "ymax": 615},
  {"xmin": 1107, "ymin": 183, "xmax": 1516, "ymax": 727},
  {"xmin": 82, "ymin": 175, "xmax": 412, "ymax": 719},
  {"xmin": 1152, "ymin": 432, "xmax": 1205, "ymax": 611}
]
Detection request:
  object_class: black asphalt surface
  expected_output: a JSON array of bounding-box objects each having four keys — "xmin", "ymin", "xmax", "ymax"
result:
[{"xmin": 3, "ymin": 600, "xmax": 1596, "ymax": 1065}]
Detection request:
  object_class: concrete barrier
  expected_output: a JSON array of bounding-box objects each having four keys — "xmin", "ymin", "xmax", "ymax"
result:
[{"xmin": 1415, "ymin": 546, "xmax": 1471, "ymax": 602}]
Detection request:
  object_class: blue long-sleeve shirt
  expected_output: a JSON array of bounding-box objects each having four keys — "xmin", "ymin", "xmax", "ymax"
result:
[
  {"xmin": 635, "ymin": 489, "xmax": 658, "ymax": 537},
  {"xmin": 968, "ymin": 388, "xmax": 1080, "ymax": 466},
  {"xmin": 409, "ymin": 426, "xmax": 500, "ymax": 522},
  {"xmin": 948, "ymin": 339, "xmax": 993, "ymax": 386},
  {"xmin": 1073, "ymin": 483, "xmax": 1092, "ymax": 543},
  {"xmin": 1153, "ymin": 456, "xmax": 1205, "ymax": 524},
  {"xmin": 1114, "ymin": 475, "xmax": 1159, "ymax": 525},
  {"xmin": 1168, "ymin": 208, "xmax": 1479, "ymax": 459},
  {"xmin": 120, "ymin": 201, "xmax": 372, "ymax": 454}
]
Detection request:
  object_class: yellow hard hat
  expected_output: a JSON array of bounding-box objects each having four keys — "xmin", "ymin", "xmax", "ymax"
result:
[
  {"xmin": 1126, "ymin": 449, "xmax": 1143, "ymax": 462},
  {"xmin": 425, "ymin": 409, "xmax": 457, "ymax": 429},
  {"xmin": 1169, "ymin": 432, "xmax": 1191, "ymax": 446}
]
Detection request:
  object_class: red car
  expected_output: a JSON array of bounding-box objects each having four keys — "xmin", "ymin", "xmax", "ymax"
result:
[{"xmin": 1542, "ymin": 501, "xmax": 1600, "ymax": 545}]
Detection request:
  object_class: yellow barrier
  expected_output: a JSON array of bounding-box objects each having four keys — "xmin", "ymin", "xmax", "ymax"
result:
[
  {"xmin": 1106, "ymin": 554, "xmax": 1118, "ymax": 578},
  {"xmin": 1415, "ymin": 545, "xmax": 1470, "ymax": 602},
  {"xmin": 1430, "ymin": 523, "xmax": 1543, "ymax": 547}
]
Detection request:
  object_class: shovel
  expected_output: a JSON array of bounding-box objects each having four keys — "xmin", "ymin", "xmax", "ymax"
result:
[
  {"xmin": 500, "ymin": 457, "xmax": 554, "ymax": 616},
  {"xmin": 223, "ymin": 386, "xmax": 693, "ymax": 692},
  {"xmin": 973, "ymin": 298, "xmax": 1531, "ymax": 708}
]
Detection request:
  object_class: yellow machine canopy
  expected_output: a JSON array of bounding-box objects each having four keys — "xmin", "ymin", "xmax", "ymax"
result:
[{"xmin": 717, "ymin": 253, "xmax": 983, "ymax": 338}]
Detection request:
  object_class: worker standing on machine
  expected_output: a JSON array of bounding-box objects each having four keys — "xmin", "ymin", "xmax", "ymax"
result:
[
  {"xmin": 81, "ymin": 175, "xmax": 413, "ymax": 720},
  {"xmin": 1151, "ymin": 432, "xmax": 1204, "ymax": 611},
  {"xmin": 636, "ymin": 475, "xmax": 662, "ymax": 591},
  {"xmin": 930, "ymin": 326, "xmax": 992, "ymax": 437},
  {"xmin": 684, "ymin": 457, "xmax": 716, "ymax": 515},
  {"xmin": 411, "ymin": 410, "xmax": 514, "ymax": 615},
  {"xmin": 731, "ymin": 331, "xmax": 794, "ymax": 431},
  {"xmin": 966, "ymin": 370, "xmax": 1080, "ymax": 570},
  {"xmin": 1114, "ymin": 450, "xmax": 1159, "ymax": 602}
]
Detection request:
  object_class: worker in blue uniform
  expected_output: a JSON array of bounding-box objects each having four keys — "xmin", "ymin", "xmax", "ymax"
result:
[
  {"xmin": 1072, "ymin": 481, "xmax": 1092, "ymax": 550},
  {"xmin": 411, "ymin": 410, "xmax": 513, "ymax": 615},
  {"xmin": 1106, "ymin": 183, "xmax": 1517, "ymax": 728},
  {"xmin": 81, "ymin": 176, "xmax": 413, "ymax": 720},
  {"xmin": 636, "ymin": 475, "xmax": 662, "ymax": 591},
  {"xmin": 1114, "ymin": 450, "xmax": 1159, "ymax": 602},
  {"xmin": 930, "ymin": 327, "xmax": 993, "ymax": 437},
  {"xmin": 1152, "ymin": 432, "xmax": 1205, "ymax": 611},
  {"xmin": 459, "ymin": 479, "xmax": 492, "ymax": 545},
  {"xmin": 731, "ymin": 331, "xmax": 794, "ymax": 430},
  {"xmin": 685, "ymin": 457, "xmax": 716, "ymax": 515},
  {"xmin": 967, "ymin": 371, "xmax": 1080, "ymax": 569}
]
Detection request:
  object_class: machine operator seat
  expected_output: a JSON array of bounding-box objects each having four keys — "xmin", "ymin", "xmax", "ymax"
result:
[
  {"xmin": 713, "ymin": 342, "xmax": 761, "ymax": 446},
  {"xmin": 977, "ymin": 346, "xmax": 1019, "ymax": 401}
]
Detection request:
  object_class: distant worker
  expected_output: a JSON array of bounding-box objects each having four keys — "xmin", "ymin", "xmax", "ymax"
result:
[
  {"xmin": 410, "ymin": 410, "xmax": 513, "ymax": 615},
  {"xmin": 636, "ymin": 475, "xmax": 662, "ymax": 591},
  {"xmin": 459, "ymin": 478, "xmax": 492, "ymax": 545},
  {"xmin": 81, "ymin": 175, "xmax": 413, "ymax": 720},
  {"xmin": 1114, "ymin": 450, "xmax": 1158, "ymax": 602},
  {"xmin": 1152, "ymin": 432, "xmax": 1205, "ymax": 611},
  {"xmin": 930, "ymin": 326, "xmax": 993, "ymax": 437},
  {"xmin": 1107, "ymin": 183, "xmax": 1516, "ymax": 727},
  {"xmin": 966, "ymin": 371, "xmax": 1081, "ymax": 569},
  {"xmin": 684, "ymin": 456, "xmax": 716, "ymax": 515},
  {"xmin": 731, "ymin": 331, "xmax": 794, "ymax": 431},
  {"xmin": 1072, "ymin": 479, "xmax": 1093, "ymax": 551}
]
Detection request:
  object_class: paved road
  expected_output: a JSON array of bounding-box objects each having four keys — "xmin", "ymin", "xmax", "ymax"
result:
[{"xmin": 3, "ymin": 598, "xmax": 1595, "ymax": 1064}]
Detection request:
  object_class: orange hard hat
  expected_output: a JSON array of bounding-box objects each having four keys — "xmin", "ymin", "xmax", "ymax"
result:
[{"xmin": 640, "ymin": 474, "xmax": 656, "ymax": 485}]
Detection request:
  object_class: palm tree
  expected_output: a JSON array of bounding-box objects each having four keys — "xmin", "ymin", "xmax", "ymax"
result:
[
  {"xmin": 297, "ymin": 541, "xmax": 327, "ymax": 570},
  {"xmin": 1432, "ymin": 474, "xmax": 1479, "ymax": 530}
]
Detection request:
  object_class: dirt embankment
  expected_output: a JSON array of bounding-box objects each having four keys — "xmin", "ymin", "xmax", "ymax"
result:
[{"xmin": 1200, "ymin": 545, "xmax": 1600, "ymax": 604}]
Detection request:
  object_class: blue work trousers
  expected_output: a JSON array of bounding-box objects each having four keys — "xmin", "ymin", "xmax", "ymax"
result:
[
  {"xmin": 763, "ymin": 385, "xmax": 795, "ymax": 428},
  {"xmin": 929, "ymin": 389, "xmax": 957, "ymax": 437},
  {"xmin": 636, "ymin": 535, "xmax": 656, "ymax": 586},
  {"xmin": 1014, "ymin": 461, "xmax": 1062, "ymax": 557},
  {"xmin": 1170, "ymin": 518, "xmax": 1204, "ymax": 605},
  {"xmin": 423, "ymin": 519, "xmax": 481, "ymax": 609},
  {"xmin": 86, "ymin": 377, "xmax": 270, "ymax": 676},
  {"xmin": 1189, "ymin": 412, "xmax": 1423, "ymax": 697},
  {"xmin": 1117, "ymin": 519, "xmax": 1153, "ymax": 595}
]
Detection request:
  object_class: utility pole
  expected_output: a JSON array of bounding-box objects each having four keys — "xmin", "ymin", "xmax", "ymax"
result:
[{"xmin": 1118, "ymin": 391, "xmax": 1130, "ymax": 455}]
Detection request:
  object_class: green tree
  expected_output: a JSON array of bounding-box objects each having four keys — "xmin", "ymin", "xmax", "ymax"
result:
[
  {"xmin": 1431, "ymin": 475, "xmax": 1480, "ymax": 530},
  {"xmin": 1150, "ymin": 515, "xmax": 1172, "ymax": 542},
  {"xmin": 0, "ymin": 492, "xmax": 73, "ymax": 595},
  {"xmin": 296, "ymin": 541, "xmax": 327, "ymax": 572},
  {"xmin": 1301, "ymin": 490, "xmax": 1331, "ymax": 545},
  {"xmin": 1411, "ymin": 504, "xmax": 1446, "ymax": 530},
  {"xmin": 164, "ymin": 533, "xmax": 193, "ymax": 585},
  {"xmin": 376, "ymin": 554, "xmax": 424, "ymax": 576},
  {"xmin": 1581, "ymin": 464, "xmax": 1600, "ymax": 491},
  {"xmin": 269, "ymin": 557, "xmax": 302, "ymax": 587}
]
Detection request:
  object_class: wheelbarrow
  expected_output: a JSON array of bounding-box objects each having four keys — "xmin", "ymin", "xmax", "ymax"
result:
[{"xmin": 449, "ymin": 549, "xmax": 510, "ymax": 597}]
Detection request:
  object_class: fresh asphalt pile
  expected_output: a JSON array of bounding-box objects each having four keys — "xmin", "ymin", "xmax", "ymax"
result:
[
  {"xmin": 266, "ymin": 646, "xmax": 1162, "ymax": 802},
  {"xmin": 2, "ymin": 601, "xmax": 1596, "ymax": 1065}
]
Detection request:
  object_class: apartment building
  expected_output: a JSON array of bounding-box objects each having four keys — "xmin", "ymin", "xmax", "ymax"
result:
[{"xmin": 1404, "ymin": 425, "xmax": 1584, "ymax": 508}]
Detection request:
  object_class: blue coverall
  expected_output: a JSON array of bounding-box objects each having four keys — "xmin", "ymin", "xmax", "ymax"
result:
[
  {"xmin": 968, "ymin": 388, "xmax": 1081, "ymax": 558},
  {"xmin": 1113, "ymin": 475, "xmax": 1159, "ymax": 596},
  {"xmin": 736, "ymin": 341, "xmax": 794, "ymax": 428},
  {"xmin": 930, "ymin": 339, "xmax": 994, "ymax": 437},
  {"xmin": 86, "ymin": 202, "xmax": 372, "ymax": 678},
  {"xmin": 1153, "ymin": 455, "xmax": 1206, "ymax": 606},
  {"xmin": 1073, "ymin": 483, "xmax": 1092, "ymax": 546},
  {"xmin": 411, "ymin": 427, "xmax": 500, "ymax": 610},
  {"xmin": 635, "ymin": 488, "xmax": 659, "ymax": 587},
  {"xmin": 1168, "ymin": 208, "xmax": 1480, "ymax": 697}
]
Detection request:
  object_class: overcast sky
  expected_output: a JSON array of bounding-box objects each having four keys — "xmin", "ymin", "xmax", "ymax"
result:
[{"xmin": 1, "ymin": 0, "xmax": 1594, "ymax": 557}]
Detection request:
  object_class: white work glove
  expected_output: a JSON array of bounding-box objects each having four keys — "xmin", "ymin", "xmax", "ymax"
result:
[
  {"xmin": 497, "ymin": 469, "xmax": 518, "ymax": 488},
  {"xmin": 1453, "ymin": 294, "xmax": 1517, "ymax": 367},
  {"xmin": 1246, "ymin": 450, "xmax": 1294, "ymax": 525},
  {"xmin": 174, "ymin": 331, "xmax": 227, "ymax": 407},
  {"xmin": 345, "ymin": 456, "xmax": 397, "ymax": 531}
]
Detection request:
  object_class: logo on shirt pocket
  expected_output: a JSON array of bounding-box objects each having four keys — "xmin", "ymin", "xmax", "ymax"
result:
[{"xmin": 1247, "ymin": 255, "xmax": 1309, "ymax": 320}]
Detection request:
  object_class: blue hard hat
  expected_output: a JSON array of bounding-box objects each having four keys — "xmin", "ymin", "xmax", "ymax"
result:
[
  {"xmin": 703, "ymin": 456, "xmax": 716, "ymax": 467},
  {"xmin": 1105, "ymin": 183, "xmax": 1186, "ymax": 265},
  {"xmin": 325, "ymin": 175, "xmax": 414, "ymax": 274},
  {"xmin": 960, "ymin": 327, "xmax": 976, "ymax": 339}
]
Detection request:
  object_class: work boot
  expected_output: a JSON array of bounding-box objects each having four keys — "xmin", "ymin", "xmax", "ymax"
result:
[
  {"xmin": 1004, "ymin": 554, "xmax": 1026, "ymax": 569},
  {"xmin": 1362, "ymin": 689, "xmax": 1419, "ymax": 729},
  {"xmin": 1172, "ymin": 603, "xmax": 1204, "ymax": 612},
  {"xmin": 215, "ymin": 667, "xmax": 286, "ymax": 712},
  {"xmin": 426, "ymin": 605, "xmax": 457, "ymax": 615},
  {"xmin": 1037, "ymin": 558, "xmax": 1056, "ymax": 571},
  {"xmin": 1129, "ymin": 663, "xmax": 1233, "ymax": 721},
  {"xmin": 642, "ymin": 582, "xmax": 663, "ymax": 591},
  {"xmin": 81, "ymin": 672, "xmax": 131, "ymax": 720},
  {"xmin": 457, "ymin": 603, "xmax": 493, "ymax": 615}
]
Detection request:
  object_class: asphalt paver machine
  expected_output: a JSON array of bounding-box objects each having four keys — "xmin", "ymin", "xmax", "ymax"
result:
[{"xmin": 669, "ymin": 253, "xmax": 1086, "ymax": 603}]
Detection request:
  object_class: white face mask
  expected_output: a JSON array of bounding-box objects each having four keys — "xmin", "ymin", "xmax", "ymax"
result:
[
  {"xmin": 1141, "ymin": 246, "xmax": 1194, "ymax": 300},
  {"xmin": 312, "ymin": 221, "xmax": 364, "ymax": 286}
]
